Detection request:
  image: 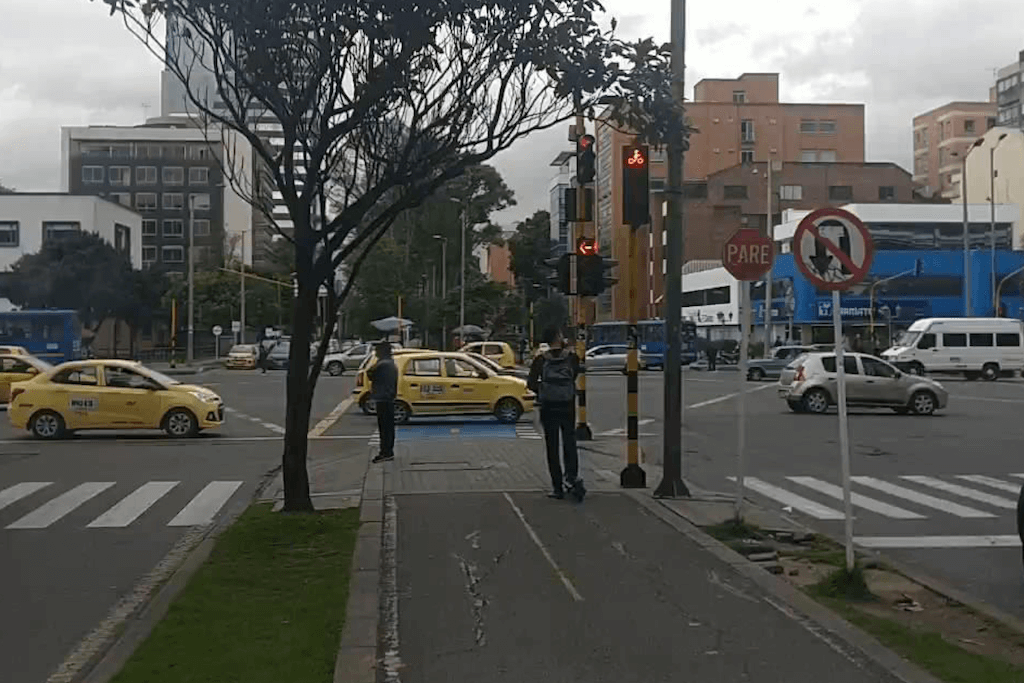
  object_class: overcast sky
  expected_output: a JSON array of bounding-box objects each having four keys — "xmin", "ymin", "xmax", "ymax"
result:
[{"xmin": 0, "ymin": 0, "xmax": 1019, "ymax": 227}]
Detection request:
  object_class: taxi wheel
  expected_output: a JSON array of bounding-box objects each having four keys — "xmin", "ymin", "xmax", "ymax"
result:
[
  {"xmin": 30, "ymin": 410, "xmax": 66, "ymax": 440},
  {"xmin": 327, "ymin": 361, "xmax": 344, "ymax": 377},
  {"xmin": 494, "ymin": 398, "xmax": 522, "ymax": 424},
  {"xmin": 393, "ymin": 401, "xmax": 411, "ymax": 424},
  {"xmin": 163, "ymin": 408, "xmax": 199, "ymax": 438}
]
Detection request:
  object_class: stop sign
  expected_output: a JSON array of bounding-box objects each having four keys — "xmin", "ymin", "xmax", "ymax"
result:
[{"xmin": 722, "ymin": 228, "xmax": 774, "ymax": 281}]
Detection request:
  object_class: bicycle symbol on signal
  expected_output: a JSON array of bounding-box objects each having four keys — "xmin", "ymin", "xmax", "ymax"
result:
[{"xmin": 626, "ymin": 149, "xmax": 645, "ymax": 167}]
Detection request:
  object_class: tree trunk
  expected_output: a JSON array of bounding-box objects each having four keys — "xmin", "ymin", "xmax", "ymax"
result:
[{"xmin": 281, "ymin": 284, "xmax": 316, "ymax": 512}]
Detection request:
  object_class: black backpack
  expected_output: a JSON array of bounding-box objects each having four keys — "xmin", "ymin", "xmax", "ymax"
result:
[{"xmin": 540, "ymin": 352, "xmax": 575, "ymax": 404}]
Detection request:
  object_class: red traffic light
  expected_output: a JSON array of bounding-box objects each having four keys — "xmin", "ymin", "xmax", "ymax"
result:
[
  {"xmin": 576, "ymin": 237, "xmax": 598, "ymax": 256},
  {"xmin": 624, "ymin": 147, "xmax": 646, "ymax": 169},
  {"xmin": 578, "ymin": 134, "xmax": 595, "ymax": 151}
]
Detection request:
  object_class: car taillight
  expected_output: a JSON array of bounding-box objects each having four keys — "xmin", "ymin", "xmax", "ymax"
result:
[
  {"xmin": 11, "ymin": 387, "xmax": 25, "ymax": 402},
  {"xmin": 794, "ymin": 367, "xmax": 805, "ymax": 383}
]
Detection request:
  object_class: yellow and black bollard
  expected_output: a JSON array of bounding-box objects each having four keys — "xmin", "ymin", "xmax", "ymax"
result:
[{"xmin": 620, "ymin": 228, "xmax": 646, "ymax": 487}]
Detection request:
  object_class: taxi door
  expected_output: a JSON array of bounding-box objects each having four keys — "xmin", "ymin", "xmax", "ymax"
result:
[
  {"xmin": 47, "ymin": 365, "xmax": 105, "ymax": 430},
  {"xmin": 99, "ymin": 365, "xmax": 166, "ymax": 427},
  {"xmin": 0, "ymin": 357, "xmax": 41, "ymax": 402},
  {"xmin": 402, "ymin": 356, "xmax": 448, "ymax": 414},
  {"xmin": 443, "ymin": 357, "xmax": 491, "ymax": 413}
]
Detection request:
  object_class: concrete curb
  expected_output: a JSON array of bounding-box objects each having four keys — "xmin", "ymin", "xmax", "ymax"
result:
[
  {"xmin": 628, "ymin": 491, "xmax": 945, "ymax": 683},
  {"xmin": 333, "ymin": 458, "xmax": 384, "ymax": 683}
]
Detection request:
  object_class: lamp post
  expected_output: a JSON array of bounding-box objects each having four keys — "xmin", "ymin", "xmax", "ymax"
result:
[
  {"xmin": 990, "ymin": 133, "xmax": 1009, "ymax": 315},
  {"xmin": 433, "ymin": 234, "xmax": 448, "ymax": 349},
  {"xmin": 956, "ymin": 137, "xmax": 985, "ymax": 317}
]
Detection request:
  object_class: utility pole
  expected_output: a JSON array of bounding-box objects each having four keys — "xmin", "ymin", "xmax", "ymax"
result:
[
  {"xmin": 187, "ymin": 196, "xmax": 195, "ymax": 363},
  {"xmin": 654, "ymin": 0, "xmax": 691, "ymax": 498},
  {"xmin": 763, "ymin": 158, "xmax": 774, "ymax": 357},
  {"xmin": 433, "ymin": 235, "xmax": 447, "ymax": 349},
  {"xmin": 240, "ymin": 233, "xmax": 247, "ymax": 344},
  {"xmin": 460, "ymin": 204, "xmax": 467, "ymax": 339}
]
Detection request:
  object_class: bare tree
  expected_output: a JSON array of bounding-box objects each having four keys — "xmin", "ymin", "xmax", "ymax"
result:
[{"xmin": 98, "ymin": 0, "xmax": 682, "ymax": 511}]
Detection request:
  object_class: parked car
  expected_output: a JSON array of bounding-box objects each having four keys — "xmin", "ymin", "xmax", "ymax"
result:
[
  {"xmin": 746, "ymin": 345, "xmax": 817, "ymax": 381},
  {"xmin": 324, "ymin": 342, "xmax": 404, "ymax": 377},
  {"xmin": 0, "ymin": 354, "xmax": 52, "ymax": 403},
  {"xmin": 225, "ymin": 344, "xmax": 259, "ymax": 370},
  {"xmin": 585, "ymin": 344, "xmax": 653, "ymax": 373},
  {"xmin": 882, "ymin": 317, "xmax": 1024, "ymax": 380},
  {"xmin": 777, "ymin": 352, "xmax": 947, "ymax": 416},
  {"xmin": 460, "ymin": 341, "xmax": 516, "ymax": 368},
  {"xmin": 465, "ymin": 351, "xmax": 529, "ymax": 380}
]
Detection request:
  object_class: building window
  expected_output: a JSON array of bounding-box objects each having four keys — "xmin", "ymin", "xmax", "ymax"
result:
[
  {"xmin": 109, "ymin": 192, "xmax": 131, "ymax": 207},
  {"xmin": 196, "ymin": 246, "xmax": 214, "ymax": 264},
  {"xmin": 189, "ymin": 193, "xmax": 211, "ymax": 210},
  {"xmin": 163, "ymin": 167, "xmax": 185, "ymax": 185},
  {"xmin": 189, "ymin": 145, "xmax": 213, "ymax": 161},
  {"xmin": 987, "ymin": 117, "xmax": 997, "ymax": 129},
  {"xmin": 0, "ymin": 221, "xmax": 19, "ymax": 247},
  {"xmin": 878, "ymin": 185, "xmax": 896, "ymax": 201},
  {"xmin": 828, "ymin": 185, "xmax": 853, "ymax": 201},
  {"xmin": 817, "ymin": 120, "xmax": 837, "ymax": 134},
  {"xmin": 779, "ymin": 185, "xmax": 802, "ymax": 201},
  {"xmin": 163, "ymin": 193, "xmax": 184, "ymax": 210},
  {"xmin": 684, "ymin": 183, "xmax": 708, "ymax": 199},
  {"xmin": 163, "ymin": 219, "xmax": 184, "ymax": 237},
  {"xmin": 740, "ymin": 119, "xmax": 754, "ymax": 143},
  {"xmin": 42, "ymin": 221, "xmax": 81, "ymax": 243},
  {"xmin": 135, "ymin": 192, "xmax": 158, "ymax": 212},
  {"xmin": 142, "ymin": 219, "xmax": 157, "ymax": 236},
  {"xmin": 964, "ymin": 119, "xmax": 976, "ymax": 133},
  {"xmin": 740, "ymin": 150, "xmax": 754, "ymax": 164},
  {"xmin": 136, "ymin": 166, "xmax": 157, "ymax": 185},
  {"xmin": 801, "ymin": 149, "xmax": 837, "ymax": 163},
  {"xmin": 188, "ymin": 167, "xmax": 210, "ymax": 185},
  {"xmin": 142, "ymin": 246, "xmax": 157, "ymax": 265},
  {"xmin": 193, "ymin": 219, "xmax": 211, "ymax": 236},
  {"xmin": 800, "ymin": 150, "xmax": 818, "ymax": 162},
  {"xmin": 109, "ymin": 166, "xmax": 131, "ymax": 186},
  {"xmin": 115, "ymin": 223, "xmax": 131, "ymax": 255},
  {"xmin": 723, "ymin": 185, "xmax": 748, "ymax": 200},
  {"xmin": 800, "ymin": 120, "xmax": 817, "ymax": 134},
  {"xmin": 162, "ymin": 246, "xmax": 185, "ymax": 263},
  {"xmin": 81, "ymin": 166, "xmax": 104, "ymax": 184},
  {"xmin": 732, "ymin": 90, "xmax": 746, "ymax": 103}
]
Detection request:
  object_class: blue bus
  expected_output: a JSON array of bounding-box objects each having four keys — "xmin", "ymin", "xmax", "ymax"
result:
[
  {"xmin": 589, "ymin": 319, "xmax": 698, "ymax": 367},
  {"xmin": 0, "ymin": 310, "xmax": 83, "ymax": 362}
]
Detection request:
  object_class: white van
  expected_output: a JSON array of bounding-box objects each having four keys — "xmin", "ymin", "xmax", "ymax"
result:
[{"xmin": 882, "ymin": 317, "xmax": 1024, "ymax": 380}]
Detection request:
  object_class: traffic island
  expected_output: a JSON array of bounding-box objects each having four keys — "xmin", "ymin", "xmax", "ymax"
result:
[
  {"xmin": 105, "ymin": 503, "xmax": 359, "ymax": 683},
  {"xmin": 697, "ymin": 512, "xmax": 1024, "ymax": 683}
]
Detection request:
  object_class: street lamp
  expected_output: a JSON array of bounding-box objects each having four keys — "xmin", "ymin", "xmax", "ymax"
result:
[
  {"xmin": 953, "ymin": 137, "xmax": 985, "ymax": 316},
  {"xmin": 433, "ymin": 234, "xmax": 448, "ymax": 349},
  {"xmin": 990, "ymin": 132, "xmax": 1009, "ymax": 315}
]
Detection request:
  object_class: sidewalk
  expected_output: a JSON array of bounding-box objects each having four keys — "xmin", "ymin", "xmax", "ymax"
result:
[{"xmin": 333, "ymin": 433, "xmax": 938, "ymax": 683}]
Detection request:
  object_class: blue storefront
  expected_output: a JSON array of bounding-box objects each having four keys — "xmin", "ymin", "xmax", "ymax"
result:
[{"xmin": 752, "ymin": 249, "xmax": 1024, "ymax": 345}]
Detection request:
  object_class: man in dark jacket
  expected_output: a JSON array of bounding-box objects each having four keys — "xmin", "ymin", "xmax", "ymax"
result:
[
  {"xmin": 528, "ymin": 327, "xmax": 584, "ymax": 501},
  {"xmin": 368, "ymin": 341, "xmax": 398, "ymax": 463},
  {"xmin": 257, "ymin": 342, "xmax": 270, "ymax": 373}
]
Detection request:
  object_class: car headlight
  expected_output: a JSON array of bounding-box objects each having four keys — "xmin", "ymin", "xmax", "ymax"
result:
[{"xmin": 189, "ymin": 390, "xmax": 219, "ymax": 402}]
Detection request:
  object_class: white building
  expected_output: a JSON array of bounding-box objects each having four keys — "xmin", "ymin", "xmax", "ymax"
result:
[
  {"xmin": 960, "ymin": 128, "xmax": 1024, "ymax": 245},
  {"xmin": 0, "ymin": 194, "xmax": 142, "ymax": 269}
]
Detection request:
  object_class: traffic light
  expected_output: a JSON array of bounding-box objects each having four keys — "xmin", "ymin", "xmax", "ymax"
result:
[
  {"xmin": 576, "ymin": 237, "xmax": 598, "ymax": 256},
  {"xmin": 578, "ymin": 254, "xmax": 618, "ymax": 296},
  {"xmin": 622, "ymin": 144, "xmax": 649, "ymax": 228},
  {"xmin": 564, "ymin": 187, "xmax": 594, "ymax": 222},
  {"xmin": 544, "ymin": 253, "xmax": 571, "ymax": 294},
  {"xmin": 577, "ymin": 134, "xmax": 596, "ymax": 184}
]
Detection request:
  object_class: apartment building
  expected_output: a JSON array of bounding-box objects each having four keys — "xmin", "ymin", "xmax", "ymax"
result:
[
  {"xmin": 995, "ymin": 49, "xmax": 1024, "ymax": 128},
  {"xmin": 594, "ymin": 72, "xmax": 866, "ymax": 320},
  {"xmin": 549, "ymin": 151, "xmax": 574, "ymax": 255},
  {"xmin": 912, "ymin": 101, "xmax": 997, "ymax": 198}
]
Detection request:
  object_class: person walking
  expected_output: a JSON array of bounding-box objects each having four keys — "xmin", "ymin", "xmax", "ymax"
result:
[
  {"xmin": 528, "ymin": 327, "xmax": 584, "ymax": 501},
  {"xmin": 706, "ymin": 343, "xmax": 718, "ymax": 371},
  {"xmin": 368, "ymin": 341, "xmax": 398, "ymax": 463},
  {"xmin": 257, "ymin": 341, "xmax": 270, "ymax": 374}
]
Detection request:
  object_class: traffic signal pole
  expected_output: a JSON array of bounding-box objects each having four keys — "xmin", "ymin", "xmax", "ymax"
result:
[
  {"xmin": 573, "ymin": 103, "xmax": 593, "ymax": 441},
  {"xmin": 621, "ymin": 225, "xmax": 645, "ymax": 487}
]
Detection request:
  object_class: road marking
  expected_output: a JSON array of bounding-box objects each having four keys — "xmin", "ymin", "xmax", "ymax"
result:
[
  {"xmin": 955, "ymin": 474, "xmax": 1021, "ymax": 494},
  {"xmin": 87, "ymin": 481, "xmax": 180, "ymax": 528},
  {"xmin": 851, "ymin": 476, "xmax": 994, "ymax": 518},
  {"xmin": 309, "ymin": 397, "xmax": 355, "ymax": 438},
  {"xmin": 688, "ymin": 384, "xmax": 773, "ymax": 410},
  {"xmin": 638, "ymin": 418, "xmax": 655, "ymax": 425},
  {"xmin": 168, "ymin": 481, "xmax": 243, "ymax": 527},
  {"xmin": 787, "ymin": 476, "xmax": 924, "ymax": 519},
  {"xmin": 0, "ymin": 481, "xmax": 51, "ymax": 511},
  {"xmin": 901, "ymin": 476, "xmax": 1017, "ymax": 509},
  {"xmin": 502, "ymin": 492, "xmax": 583, "ymax": 601},
  {"xmin": 7, "ymin": 482, "xmax": 115, "ymax": 529},
  {"xmin": 949, "ymin": 394, "xmax": 1024, "ymax": 404},
  {"xmin": 727, "ymin": 476, "xmax": 844, "ymax": 520},
  {"xmin": 856, "ymin": 535, "xmax": 1021, "ymax": 549}
]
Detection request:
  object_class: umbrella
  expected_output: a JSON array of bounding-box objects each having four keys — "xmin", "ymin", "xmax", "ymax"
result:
[
  {"xmin": 453, "ymin": 324, "xmax": 485, "ymax": 335},
  {"xmin": 371, "ymin": 316, "xmax": 414, "ymax": 333}
]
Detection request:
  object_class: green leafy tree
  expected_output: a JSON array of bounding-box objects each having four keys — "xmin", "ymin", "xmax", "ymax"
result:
[
  {"xmin": 509, "ymin": 210, "xmax": 555, "ymax": 302},
  {"xmin": 101, "ymin": 0, "xmax": 682, "ymax": 512}
]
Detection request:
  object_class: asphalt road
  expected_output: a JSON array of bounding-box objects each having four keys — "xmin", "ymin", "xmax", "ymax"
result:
[{"xmin": 0, "ymin": 366, "xmax": 360, "ymax": 683}]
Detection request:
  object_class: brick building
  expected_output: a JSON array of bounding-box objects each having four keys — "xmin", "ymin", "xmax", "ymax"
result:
[{"xmin": 912, "ymin": 101, "xmax": 997, "ymax": 199}]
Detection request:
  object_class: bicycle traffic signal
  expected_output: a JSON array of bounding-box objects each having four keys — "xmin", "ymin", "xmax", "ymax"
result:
[
  {"xmin": 622, "ymin": 144, "xmax": 649, "ymax": 228},
  {"xmin": 577, "ymin": 133, "xmax": 596, "ymax": 184}
]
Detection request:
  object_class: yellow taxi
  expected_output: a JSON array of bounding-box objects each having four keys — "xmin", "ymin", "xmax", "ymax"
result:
[
  {"xmin": 459, "ymin": 341, "xmax": 516, "ymax": 368},
  {"xmin": 359, "ymin": 351, "xmax": 534, "ymax": 424},
  {"xmin": 9, "ymin": 359, "xmax": 224, "ymax": 440},
  {"xmin": 353, "ymin": 347, "xmax": 425, "ymax": 414},
  {"xmin": 225, "ymin": 344, "xmax": 259, "ymax": 369},
  {"xmin": 0, "ymin": 345, "xmax": 29, "ymax": 356},
  {"xmin": 0, "ymin": 354, "xmax": 53, "ymax": 403}
]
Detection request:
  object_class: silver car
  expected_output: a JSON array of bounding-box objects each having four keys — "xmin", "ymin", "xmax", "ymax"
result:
[
  {"xmin": 777, "ymin": 352, "xmax": 948, "ymax": 415},
  {"xmin": 747, "ymin": 345, "xmax": 816, "ymax": 381},
  {"xmin": 585, "ymin": 344, "xmax": 651, "ymax": 374}
]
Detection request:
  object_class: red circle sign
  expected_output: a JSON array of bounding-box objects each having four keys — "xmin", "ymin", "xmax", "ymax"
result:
[
  {"xmin": 722, "ymin": 228, "xmax": 774, "ymax": 281},
  {"xmin": 792, "ymin": 207, "xmax": 874, "ymax": 291}
]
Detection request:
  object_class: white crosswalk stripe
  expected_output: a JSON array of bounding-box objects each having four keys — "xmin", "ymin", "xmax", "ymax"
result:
[
  {"xmin": 7, "ymin": 482, "xmax": 115, "ymax": 529},
  {"xmin": 787, "ymin": 476, "xmax": 925, "ymax": 519},
  {"xmin": 850, "ymin": 476, "xmax": 994, "ymax": 518},
  {"xmin": 0, "ymin": 482, "xmax": 51, "ymax": 512},
  {"xmin": 900, "ymin": 476, "xmax": 1017, "ymax": 509},
  {"xmin": 955, "ymin": 474, "xmax": 1021, "ymax": 494},
  {"xmin": 728, "ymin": 476, "xmax": 845, "ymax": 520},
  {"xmin": 168, "ymin": 481, "xmax": 244, "ymax": 527},
  {"xmin": 87, "ymin": 482, "xmax": 179, "ymax": 528},
  {"xmin": 515, "ymin": 424, "xmax": 542, "ymax": 440}
]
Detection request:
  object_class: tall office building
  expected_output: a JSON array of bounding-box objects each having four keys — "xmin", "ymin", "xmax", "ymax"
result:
[
  {"xmin": 912, "ymin": 101, "xmax": 997, "ymax": 199},
  {"xmin": 995, "ymin": 50, "xmax": 1024, "ymax": 129}
]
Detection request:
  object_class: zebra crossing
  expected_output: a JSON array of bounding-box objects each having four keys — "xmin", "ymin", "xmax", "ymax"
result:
[
  {"xmin": 729, "ymin": 472, "xmax": 1024, "ymax": 525},
  {"xmin": 0, "ymin": 479, "xmax": 244, "ymax": 530}
]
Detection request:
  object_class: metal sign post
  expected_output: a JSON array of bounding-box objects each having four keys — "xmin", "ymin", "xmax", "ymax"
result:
[
  {"xmin": 721, "ymin": 227, "xmax": 774, "ymax": 519},
  {"xmin": 793, "ymin": 207, "xmax": 874, "ymax": 571},
  {"xmin": 212, "ymin": 325, "xmax": 223, "ymax": 361}
]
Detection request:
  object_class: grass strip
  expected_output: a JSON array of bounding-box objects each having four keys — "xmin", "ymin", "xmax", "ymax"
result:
[{"xmin": 111, "ymin": 503, "xmax": 360, "ymax": 683}]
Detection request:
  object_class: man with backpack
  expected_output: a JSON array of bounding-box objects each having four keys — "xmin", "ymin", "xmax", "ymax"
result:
[{"xmin": 528, "ymin": 326, "xmax": 585, "ymax": 501}]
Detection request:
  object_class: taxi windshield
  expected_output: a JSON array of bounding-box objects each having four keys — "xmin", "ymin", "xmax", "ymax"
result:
[{"xmin": 142, "ymin": 368, "xmax": 182, "ymax": 387}]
